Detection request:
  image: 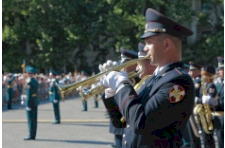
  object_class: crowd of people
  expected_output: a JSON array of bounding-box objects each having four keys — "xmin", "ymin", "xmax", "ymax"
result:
[{"xmin": 2, "ymin": 70, "xmax": 90, "ymax": 108}]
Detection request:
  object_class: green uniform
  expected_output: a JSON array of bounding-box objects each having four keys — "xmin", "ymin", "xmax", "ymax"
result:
[
  {"xmin": 94, "ymin": 95, "xmax": 99, "ymax": 108},
  {"xmin": 7, "ymin": 76, "xmax": 15, "ymax": 109},
  {"xmin": 25, "ymin": 77, "xmax": 39, "ymax": 139},
  {"xmin": 49, "ymin": 78, "xmax": 61, "ymax": 123}
]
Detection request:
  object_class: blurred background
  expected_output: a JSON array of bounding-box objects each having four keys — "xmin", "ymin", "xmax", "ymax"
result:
[{"xmin": 2, "ymin": 0, "xmax": 224, "ymax": 75}]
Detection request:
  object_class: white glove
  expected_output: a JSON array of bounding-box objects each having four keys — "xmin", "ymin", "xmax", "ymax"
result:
[
  {"xmin": 104, "ymin": 88, "xmax": 116, "ymax": 99},
  {"xmin": 98, "ymin": 64, "xmax": 104, "ymax": 72},
  {"xmin": 21, "ymin": 94, "xmax": 27, "ymax": 101},
  {"xmin": 53, "ymin": 99, "xmax": 58, "ymax": 103},
  {"xmin": 202, "ymin": 95, "xmax": 210, "ymax": 104},
  {"xmin": 26, "ymin": 107, "xmax": 31, "ymax": 111},
  {"xmin": 99, "ymin": 60, "xmax": 118, "ymax": 72},
  {"xmin": 21, "ymin": 95, "xmax": 27, "ymax": 105},
  {"xmin": 100, "ymin": 71, "xmax": 130, "ymax": 91},
  {"xmin": 112, "ymin": 61, "xmax": 118, "ymax": 66}
]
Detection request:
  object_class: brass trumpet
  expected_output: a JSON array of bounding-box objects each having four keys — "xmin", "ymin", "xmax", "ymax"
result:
[{"xmin": 56, "ymin": 56, "xmax": 149, "ymax": 101}]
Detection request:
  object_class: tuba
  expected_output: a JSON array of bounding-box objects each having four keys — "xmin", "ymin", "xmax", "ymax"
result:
[
  {"xmin": 56, "ymin": 56, "xmax": 150, "ymax": 101},
  {"xmin": 193, "ymin": 76, "xmax": 214, "ymax": 134}
]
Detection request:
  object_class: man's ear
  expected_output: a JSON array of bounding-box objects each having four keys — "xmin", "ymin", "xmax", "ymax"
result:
[{"xmin": 163, "ymin": 38, "xmax": 173, "ymax": 52}]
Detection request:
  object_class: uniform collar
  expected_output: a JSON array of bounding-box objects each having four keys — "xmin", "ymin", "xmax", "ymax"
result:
[
  {"xmin": 154, "ymin": 63, "xmax": 171, "ymax": 76},
  {"xmin": 154, "ymin": 61, "xmax": 184, "ymax": 77}
]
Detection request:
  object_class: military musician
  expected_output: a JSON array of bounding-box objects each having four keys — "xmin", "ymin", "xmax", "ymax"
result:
[
  {"xmin": 49, "ymin": 69, "xmax": 61, "ymax": 124},
  {"xmin": 6, "ymin": 73, "xmax": 16, "ymax": 109},
  {"xmin": 23, "ymin": 65, "xmax": 39, "ymax": 140},
  {"xmin": 101, "ymin": 8, "xmax": 195, "ymax": 147}
]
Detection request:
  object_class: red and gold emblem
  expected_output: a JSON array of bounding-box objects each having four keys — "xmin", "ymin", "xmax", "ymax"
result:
[{"xmin": 169, "ymin": 85, "xmax": 185, "ymax": 103}]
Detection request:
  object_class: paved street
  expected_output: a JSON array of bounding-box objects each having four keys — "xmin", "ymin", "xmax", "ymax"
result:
[{"xmin": 2, "ymin": 96, "xmax": 114, "ymax": 148}]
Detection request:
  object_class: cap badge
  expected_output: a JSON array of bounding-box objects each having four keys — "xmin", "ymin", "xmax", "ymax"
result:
[{"xmin": 144, "ymin": 28, "xmax": 166, "ymax": 33}]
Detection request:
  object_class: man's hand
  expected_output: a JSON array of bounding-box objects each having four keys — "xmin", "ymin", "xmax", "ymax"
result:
[
  {"xmin": 21, "ymin": 95, "xmax": 27, "ymax": 101},
  {"xmin": 98, "ymin": 60, "xmax": 118, "ymax": 72},
  {"xmin": 21, "ymin": 95, "xmax": 27, "ymax": 105},
  {"xmin": 105, "ymin": 88, "xmax": 116, "ymax": 99},
  {"xmin": 202, "ymin": 95, "xmax": 217, "ymax": 106},
  {"xmin": 202, "ymin": 95, "xmax": 210, "ymax": 104},
  {"xmin": 100, "ymin": 71, "xmax": 130, "ymax": 91}
]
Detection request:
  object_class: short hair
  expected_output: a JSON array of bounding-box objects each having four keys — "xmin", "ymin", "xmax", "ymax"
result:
[{"xmin": 157, "ymin": 33, "xmax": 182, "ymax": 50}]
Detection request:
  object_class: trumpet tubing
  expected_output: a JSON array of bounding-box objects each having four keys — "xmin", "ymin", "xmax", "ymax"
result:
[
  {"xmin": 56, "ymin": 56, "xmax": 149, "ymax": 101},
  {"xmin": 79, "ymin": 71, "xmax": 140, "ymax": 101}
]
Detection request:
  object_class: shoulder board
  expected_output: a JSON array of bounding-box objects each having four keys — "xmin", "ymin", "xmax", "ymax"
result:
[
  {"xmin": 149, "ymin": 68, "xmax": 191, "ymax": 96},
  {"xmin": 52, "ymin": 78, "xmax": 56, "ymax": 82},
  {"xmin": 175, "ymin": 67, "xmax": 188, "ymax": 75},
  {"xmin": 26, "ymin": 78, "xmax": 31, "ymax": 83}
]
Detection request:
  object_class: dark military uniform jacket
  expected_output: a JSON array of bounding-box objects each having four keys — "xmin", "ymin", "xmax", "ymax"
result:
[
  {"xmin": 25, "ymin": 77, "xmax": 39, "ymax": 108},
  {"xmin": 49, "ymin": 78, "xmax": 60, "ymax": 102},
  {"xmin": 7, "ymin": 76, "xmax": 15, "ymax": 89},
  {"xmin": 108, "ymin": 76, "xmax": 141, "ymax": 135},
  {"xmin": 103, "ymin": 62, "xmax": 195, "ymax": 148}
]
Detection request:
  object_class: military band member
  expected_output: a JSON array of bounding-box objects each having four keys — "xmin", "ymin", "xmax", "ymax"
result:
[
  {"xmin": 136, "ymin": 43, "xmax": 156, "ymax": 80},
  {"xmin": 134, "ymin": 43, "xmax": 156, "ymax": 92},
  {"xmin": 189, "ymin": 61, "xmax": 202, "ymax": 99},
  {"xmin": 7, "ymin": 73, "xmax": 15, "ymax": 109},
  {"xmin": 23, "ymin": 65, "xmax": 39, "ymax": 140},
  {"xmin": 107, "ymin": 48, "xmax": 139, "ymax": 148},
  {"xmin": 188, "ymin": 62, "xmax": 202, "ymax": 147},
  {"xmin": 203, "ymin": 57, "xmax": 224, "ymax": 148},
  {"xmin": 101, "ymin": 8, "xmax": 194, "ymax": 148},
  {"xmin": 200, "ymin": 65, "xmax": 217, "ymax": 148},
  {"xmin": 80, "ymin": 70, "xmax": 88, "ymax": 111},
  {"xmin": 49, "ymin": 69, "xmax": 61, "ymax": 124},
  {"xmin": 181, "ymin": 62, "xmax": 202, "ymax": 148}
]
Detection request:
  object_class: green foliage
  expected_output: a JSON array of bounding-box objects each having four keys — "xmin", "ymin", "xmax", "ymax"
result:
[{"xmin": 2, "ymin": 0, "xmax": 224, "ymax": 73}]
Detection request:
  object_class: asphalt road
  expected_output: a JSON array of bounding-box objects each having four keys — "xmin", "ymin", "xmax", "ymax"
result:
[{"xmin": 2, "ymin": 96, "xmax": 114, "ymax": 148}]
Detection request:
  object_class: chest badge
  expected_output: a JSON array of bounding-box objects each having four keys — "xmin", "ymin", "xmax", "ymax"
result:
[{"xmin": 169, "ymin": 85, "xmax": 185, "ymax": 103}]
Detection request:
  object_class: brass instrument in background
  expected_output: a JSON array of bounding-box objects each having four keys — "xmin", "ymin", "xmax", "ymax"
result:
[
  {"xmin": 193, "ymin": 76, "xmax": 214, "ymax": 134},
  {"xmin": 189, "ymin": 115, "xmax": 200, "ymax": 138},
  {"xmin": 56, "ymin": 56, "xmax": 150, "ymax": 101}
]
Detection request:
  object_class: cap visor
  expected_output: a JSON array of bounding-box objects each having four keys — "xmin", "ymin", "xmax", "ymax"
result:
[{"xmin": 140, "ymin": 32, "xmax": 157, "ymax": 39}]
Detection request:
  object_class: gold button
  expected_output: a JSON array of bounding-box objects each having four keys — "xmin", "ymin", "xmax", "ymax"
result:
[
  {"xmin": 126, "ymin": 124, "xmax": 130, "ymax": 128},
  {"xmin": 124, "ymin": 141, "xmax": 127, "ymax": 145},
  {"xmin": 123, "ymin": 134, "xmax": 125, "ymax": 138}
]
